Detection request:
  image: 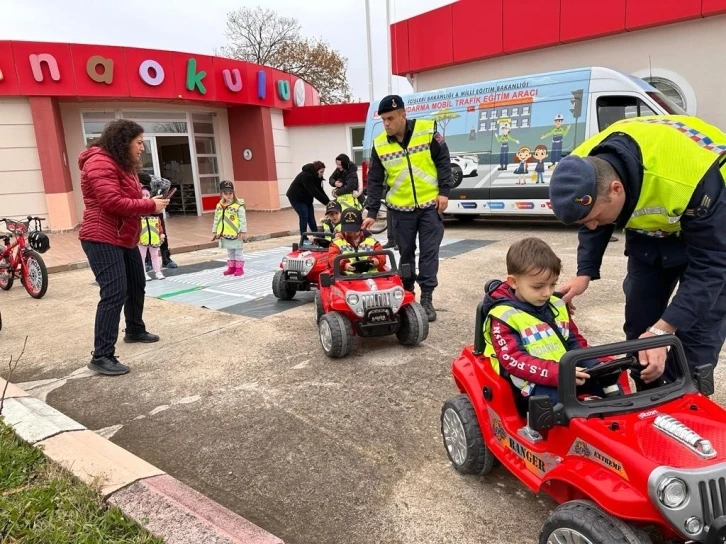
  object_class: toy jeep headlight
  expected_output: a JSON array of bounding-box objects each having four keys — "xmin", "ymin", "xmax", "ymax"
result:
[
  {"xmin": 658, "ymin": 477, "xmax": 688, "ymax": 508},
  {"xmin": 282, "ymin": 257, "xmax": 288, "ymax": 264},
  {"xmin": 305, "ymin": 258, "xmax": 315, "ymax": 268},
  {"xmin": 393, "ymin": 288, "xmax": 404, "ymax": 301},
  {"xmin": 346, "ymin": 294, "xmax": 359, "ymax": 305}
]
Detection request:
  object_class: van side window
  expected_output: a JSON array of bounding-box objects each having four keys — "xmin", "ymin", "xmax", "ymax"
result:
[{"xmin": 597, "ymin": 96, "xmax": 658, "ymax": 131}]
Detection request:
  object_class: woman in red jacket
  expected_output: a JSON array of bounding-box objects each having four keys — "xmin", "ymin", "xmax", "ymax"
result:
[{"xmin": 79, "ymin": 120, "xmax": 169, "ymax": 376}]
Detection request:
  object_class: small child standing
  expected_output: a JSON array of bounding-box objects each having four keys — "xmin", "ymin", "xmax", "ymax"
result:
[
  {"xmin": 212, "ymin": 180, "xmax": 247, "ymax": 276},
  {"xmin": 139, "ymin": 186, "xmax": 165, "ymax": 281}
]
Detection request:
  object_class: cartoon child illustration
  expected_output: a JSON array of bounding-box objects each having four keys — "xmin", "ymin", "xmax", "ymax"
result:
[
  {"xmin": 540, "ymin": 114, "xmax": 571, "ymax": 168},
  {"xmin": 495, "ymin": 119, "xmax": 520, "ymax": 171},
  {"xmin": 513, "ymin": 146, "xmax": 532, "ymax": 185},
  {"xmin": 533, "ymin": 144, "xmax": 548, "ymax": 184}
]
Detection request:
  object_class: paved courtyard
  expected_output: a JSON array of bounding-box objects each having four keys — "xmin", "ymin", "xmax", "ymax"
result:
[{"xmin": 2, "ymin": 221, "xmax": 725, "ymax": 544}]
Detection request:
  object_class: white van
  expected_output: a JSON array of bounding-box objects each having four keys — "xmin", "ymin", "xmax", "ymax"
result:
[{"xmin": 361, "ymin": 67, "xmax": 685, "ymax": 221}]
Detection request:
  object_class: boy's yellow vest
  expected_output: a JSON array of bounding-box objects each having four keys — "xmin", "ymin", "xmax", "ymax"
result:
[
  {"xmin": 139, "ymin": 216, "xmax": 162, "ymax": 247},
  {"xmin": 333, "ymin": 236, "xmax": 379, "ymax": 274},
  {"xmin": 573, "ymin": 115, "xmax": 726, "ymax": 237},
  {"xmin": 372, "ymin": 119, "xmax": 439, "ymax": 211},
  {"xmin": 321, "ymin": 220, "xmax": 341, "ymax": 241},
  {"xmin": 335, "ymin": 193, "xmax": 362, "ymax": 210},
  {"xmin": 214, "ymin": 202, "xmax": 242, "ymax": 240},
  {"xmin": 484, "ymin": 297, "xmax": 570, "ymax": 395}
]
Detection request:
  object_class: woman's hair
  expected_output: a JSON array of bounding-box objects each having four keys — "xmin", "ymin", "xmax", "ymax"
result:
[
  {"xmin": 335, "ymin": 153, "xmax": 351, "ymax": 169},
  {"xmin": 95, "ymin": 119, "xmax": 144, "ymax": 172},
  {"xmin": 312, "ymin": 161, "xmax": 325, "ymax": 171}
]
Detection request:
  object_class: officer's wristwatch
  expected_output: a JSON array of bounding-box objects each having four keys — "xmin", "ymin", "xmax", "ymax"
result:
[{"xmin": 648, "ymin": 326, "xmax": 672, "ymax": 336}]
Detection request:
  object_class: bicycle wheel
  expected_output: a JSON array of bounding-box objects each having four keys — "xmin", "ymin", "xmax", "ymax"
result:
[
  {"xmin": 0, "ymin": 257, "xmax": 13, "ymax": 291},
  {"xmin": 368, "ymin": 200, "xmax": 388, "ymax": 235},
  {"xmin": 22, "ymin": 250, "xmax": 48, "ymax": 299}
]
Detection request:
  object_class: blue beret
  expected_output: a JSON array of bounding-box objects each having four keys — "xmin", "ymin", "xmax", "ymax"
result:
[
  {"xmin": 549, "ymin": 155, "xmax": 597, "ymax": 225},
  {"xmin": 377, "ymin": 94, "xmax": 405, "ymax": 115}
]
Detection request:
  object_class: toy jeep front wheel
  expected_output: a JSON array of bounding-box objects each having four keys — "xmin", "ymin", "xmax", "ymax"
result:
[
  {"xmin": 314, "ymin": 292, "xmax": 325, "ymax": 323},
  {"xmin": 272, "ymin": 270, "xmax": 296, "ymax": 300},
  {"xmin": 319, "ymin": 312, "xmax": 353, "ymax": 358},
  {"xmin": 441, "ymin": 395, "xmax": 495, "ymax": 475},
  {"xmin": 396, "ymin": 302, "xmax": 429, "ymax": 346},
  {"xmin": 539, "ymin": 500, "xmax": 653, "ymax": 544}
]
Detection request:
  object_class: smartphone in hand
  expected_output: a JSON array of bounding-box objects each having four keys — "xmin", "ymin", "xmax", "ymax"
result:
[{"xmin": 163, "ymin": 187, "xmax": 177, "ymax": 199}]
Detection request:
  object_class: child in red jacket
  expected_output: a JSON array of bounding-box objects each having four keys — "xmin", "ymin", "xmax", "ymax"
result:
[{"xmin": 327, "ymin": 208, "xmax": 386, "ymax": 274}]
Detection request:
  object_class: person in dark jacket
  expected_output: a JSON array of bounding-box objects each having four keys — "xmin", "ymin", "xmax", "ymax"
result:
[
  {"xmin": 549, "ymin": 115, "xmax": 726, "ymax": 391},
  {"xmin": 329, "ymin": 153, "xmax": 361, "ymax": 210},
  {"xmin": 79, "ymin": 119, "xmax": 169, "ymax": 376},
  {"xmin": 286, "ymin": 161, "xmax": 330, "ymax": 244}
]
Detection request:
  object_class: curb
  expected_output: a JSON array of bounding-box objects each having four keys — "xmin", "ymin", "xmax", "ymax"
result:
[
  {"xmin": 0, "ymin": 377, "xmax": 284, "ymax": 544},
  {"xmin": 46, "ymin": 229, "xmax": 299, "ymax": 275}
]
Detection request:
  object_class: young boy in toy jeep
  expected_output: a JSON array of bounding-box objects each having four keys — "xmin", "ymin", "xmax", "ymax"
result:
[
  {"xmin": 484, "ymin": 237, "xmax": 619, "ymax": 406},
  {"xmin": 327, "ymin": 207, "xmax": 387, "ymax": 275}
]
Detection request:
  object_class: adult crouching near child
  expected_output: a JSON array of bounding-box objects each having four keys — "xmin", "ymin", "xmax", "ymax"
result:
[
  {"xmin": 286, "ymin": 161, "xmax": 330, "ymax": 243},
  {"xmin": 78, "ymin": 119, "xmax": 169, "ymax": 376}
]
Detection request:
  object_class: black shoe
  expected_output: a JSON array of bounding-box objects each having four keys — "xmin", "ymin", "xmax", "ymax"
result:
[
  {"xmin": 145, "ymin": 263, "xmax": 152, "ymax": 273},
  {"xmin": 382, "ymin": 241, "xmax": 397, "ymax": 249},
  {"xmin": 123, "ymin": 331, "xmax": 160, "ymax": 344},
  {"xmin": 88, "ymin": 354, "xmax": 130, "ymax": 376},
  {"xmin": 164, "ymin": 259, "xmax": 178, "ymax": 269},
  {"xmin": 610, "ymin": 236, "xmax": 619, "ymax": 242},
  {"xmin": 420, "ymin": 291, "xmax": 437, "ymax": 322}
]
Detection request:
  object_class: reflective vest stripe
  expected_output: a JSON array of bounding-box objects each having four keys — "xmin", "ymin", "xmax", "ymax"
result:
[
  {"xmin": 215, "ymin": 202, "xmax": 242, "ymax": 239},
  {"xmin": 333, "ymin": 237, "xmax": 378, "ymax": 273},
  {"xmin": 139, "ymin": 217, "xmax": 161, "ymax": 247}
]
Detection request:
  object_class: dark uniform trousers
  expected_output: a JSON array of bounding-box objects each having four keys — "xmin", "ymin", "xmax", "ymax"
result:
[
  {"xmin": 390, "ymin": 206, "xmax": 444, "ymax": 293},
  {"xmin": 623, "ymin": 234, "xmax": 726, "ymax": 383},
  {"xmin": 82, "ymin": 241, "xmax": 147, "ymax": 357}
]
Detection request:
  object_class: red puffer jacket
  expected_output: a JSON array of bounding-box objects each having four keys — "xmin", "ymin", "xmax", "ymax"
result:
[{"xmin": 78, "ymin": 147, "xmax": 156, "ymax": 248}]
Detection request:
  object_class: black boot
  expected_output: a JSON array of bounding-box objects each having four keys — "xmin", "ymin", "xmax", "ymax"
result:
[
  {"xmin": 123, "ymin": 331, "xmax": 160, "ymax": 344},
  {"xmin": 382, "ymin": 240, "xmax": 397, "ymax": 249},
  {"xmin": 420, "ymin": 291, "xmax": 437, "ymax": 322},
  {"xmin": 88, "ymin": 354, "xmax": 130, "ymax": 376}
]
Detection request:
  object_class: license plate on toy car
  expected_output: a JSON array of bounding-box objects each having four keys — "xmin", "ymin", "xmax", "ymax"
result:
[
  {"xmin": 367, "ymin": 309, "xmax": 392, "ymax": 323},
  {"xmin": 286, "ymin": 271, "xmax": 300, "ymax": 281}
]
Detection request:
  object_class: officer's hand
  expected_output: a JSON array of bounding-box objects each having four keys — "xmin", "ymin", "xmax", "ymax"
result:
[
  {"xmin": 559, "ymin": 275, "xmax": 591, "ymax": 305},
  {"xmin": 638, "ymin": 330, "xmax": 668, "ymax": 383},
  {"xmin": 152, "ymin": 196, "xmax": 170, "ymax": 213},
  {"xmin": 343, "ymin": 262, "xmax": 354, "ymax": 272},
  {"xmin": 575, "ymin": 367, "xmax": 589, "ymax": 386},
  {"xmin": 436, "ymin": 195, "xmax": 449, "ymax": 213},
  {"xmin": 361, "ymin": 217, "xmax": 375, "ymax": 230}
]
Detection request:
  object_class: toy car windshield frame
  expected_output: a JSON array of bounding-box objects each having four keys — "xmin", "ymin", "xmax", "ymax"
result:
[
  {"xmin": 300, "ymin": 231, "xmax": 334, "ymax": 251},
  {"xmin": 554, "ymin": 336, "xmax": 696, "ymax": 425},
  {"xmin": 332, "ymin": 249, "xmax": 398, "ymax": 280}
]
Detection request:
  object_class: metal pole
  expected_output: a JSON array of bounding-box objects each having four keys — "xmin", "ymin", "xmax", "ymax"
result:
[
  {"xmin": 365, "ymin": 0, "xmax": 375, "ymax": 102},
  {"xmin": 386, "ymin": 0, "xmax": 393, "ymax": 94}
]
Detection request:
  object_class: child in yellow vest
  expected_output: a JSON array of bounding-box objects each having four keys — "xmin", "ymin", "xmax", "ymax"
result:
[
  {"xmin": 483, "ymin": 237, "xmax": 616, "ymax": 405},
  {"xmin": 212, "ymin": 180, "xmax": 247, "ymax": 276},
  {"xmin": 139, "ymin": 186, "xmax": 165, "ymax": 281}
]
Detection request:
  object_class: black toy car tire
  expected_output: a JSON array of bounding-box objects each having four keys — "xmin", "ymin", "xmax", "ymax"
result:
[
  {"xmin": 396, "ymin": 301, "xmax": 429, "ymax": 346},
  {"xmin": 440, "ymin": 395, "xmax": 495, "ymax": 476},
  {"xmin": 272, "ymin": 270, "xmax": 296, "ymax": 300},
  {"xmin": 314, "ymin": 291, "xmax": 325, "ymax": 323},
  {"xmin": 539, "ymin": 500, "xmax": 653, "ymax": 544},
  {"xmin": 319, "ymin": 312, "xmax": 353, "ymax": 358}
]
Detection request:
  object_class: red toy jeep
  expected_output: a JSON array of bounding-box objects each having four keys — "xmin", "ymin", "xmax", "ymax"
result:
[
  {"xmin": 316, "ymin": 250, "xmax": 429, "ymax": 358},
  {"xmin": 441, "ymin": 290, "xmax": 725, "ymax": 544},
  {"xmin": 272, "ymin": 231, "xmax": 333, "ymax": 300}
]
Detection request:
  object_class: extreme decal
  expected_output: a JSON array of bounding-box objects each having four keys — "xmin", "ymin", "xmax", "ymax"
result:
[{"xmin": 569, "ymin": 439, "xmax": 629, "ymax": 480}]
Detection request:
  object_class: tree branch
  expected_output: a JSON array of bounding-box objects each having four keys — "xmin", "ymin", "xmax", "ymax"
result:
[{"xmin": 0, "ymin": 336, "xmax": 28, "ymax": 416}]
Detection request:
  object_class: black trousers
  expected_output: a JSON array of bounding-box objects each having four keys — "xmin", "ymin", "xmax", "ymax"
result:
[
  {"xmin": 624, "ymin": 254, "xmax": 726, "ymax": 383},
  {"xmin": 82, "ymin": 241, "xmax": 147, "ymax": 357},
  {"xmin": 390, "ymin": 206, "xmax": 444, "ymax": 292}
]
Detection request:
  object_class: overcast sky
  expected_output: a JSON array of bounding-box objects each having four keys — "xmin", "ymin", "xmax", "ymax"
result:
[{"xmin": 1, "ymin": 0, "xmax": 455, "ymax": 101}]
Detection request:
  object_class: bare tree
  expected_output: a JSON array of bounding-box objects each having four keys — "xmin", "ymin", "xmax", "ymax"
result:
[{"xmin": 217, "ymin": 7, "xmax": 352, "ymax": 104}]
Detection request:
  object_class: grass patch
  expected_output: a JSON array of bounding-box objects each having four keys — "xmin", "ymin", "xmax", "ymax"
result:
[{"xmin": 0, "ymin": 419, "xmax": 164, "ymax": 544}]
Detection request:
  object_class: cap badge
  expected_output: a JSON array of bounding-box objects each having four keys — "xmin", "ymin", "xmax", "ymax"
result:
[
  {"xmin": 344, "ymin": 212, "xmax": 357, "ymax": 222},
  {"xmin": 391, "ymin": 98, "xmax": 397, "ymax": 107},
  {"xmin": 575, "ymin": 195, "xmax": 593, "ymax": 206}
]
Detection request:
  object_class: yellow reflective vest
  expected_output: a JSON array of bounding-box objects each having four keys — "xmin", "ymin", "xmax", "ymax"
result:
[
  {"xmin": 335, "ymin": 192, "xmax": 362, "ymax": 210},
  {"xmin": 373, "ymin": 119, "xmax": 439, "ymax": 211},
  {"xmin": 483, "ymin": 297, "xmax": 570, "ymax": 395},
  {"xmin": 139, "ymin": 216, "xmax": 162, "ymax": 247},
  {"xmin": 214, "ymin": 201, "xmax": 243, "ymax": 240},
  {"xmin": 321, "ymin": 219, "xmax": 341, "ymax": 241},
  {"xmin": 573, "ymin": 115, "xmax": 726, "ymax": 237},
  {"xmin": 333, "ymin": 236, "xmax": 379, "ymax": 274}
]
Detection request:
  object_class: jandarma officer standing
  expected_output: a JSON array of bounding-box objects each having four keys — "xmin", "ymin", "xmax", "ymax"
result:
[
  {"xmin": 361, "ymin": 95, "xmax": 453, "ymax": 322},
  {"xmin": 549, "ymin": 115, "xmax": 726, "ymax": 390}
]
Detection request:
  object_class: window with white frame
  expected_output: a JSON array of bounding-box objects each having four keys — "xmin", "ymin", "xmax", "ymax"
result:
[
  {"xmin": 192, "ymin": 113, "xmax": 221, "ymax": 195},
  {"xmin": 350, "ymin": 126, "xmax": 364, "ymax": 166}
]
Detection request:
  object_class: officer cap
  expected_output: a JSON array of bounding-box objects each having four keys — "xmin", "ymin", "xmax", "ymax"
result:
[
  {"xmin": 554, "ymin": 114, "xmax": 564, "ymax": 121},
  {"xmin": 549, "ymin": 155, "xmax": 597, "ymax": 225},
  {"xmin": 325, "ymin": 201, "xmax": 342, "ymax": 214},
  {"xmin": 377, "ymin": 94, "xmax": 405, "ymax": 115},
  {"xmin": 219, "ymin": 180, "xmax": 234, "ymax": 192},
  {"xmin": 340, "ymin": 207, "xmax": 363, "ymax": 232}
]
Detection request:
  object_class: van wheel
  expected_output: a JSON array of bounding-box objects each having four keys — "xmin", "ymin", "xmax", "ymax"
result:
[
  {"xmin": 539, "ymin": 501, "xmax": 653, "ymax": 544},
  {"xmin": 272, "ymin": 270, "xmax": 296, "ymax": 300},
  {"xmin": 451, "ymin": 164, "xmax": 463, "ymax": 188},
  {"xmin": 441, "ymin": 395, "xmax": 495, "ymax": 475},
  {"xmin": 396, "ymin": 302, "xmax": 429, "ymax": 346}
]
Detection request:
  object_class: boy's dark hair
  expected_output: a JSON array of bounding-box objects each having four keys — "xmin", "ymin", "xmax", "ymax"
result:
[{"xmin": 506, "ymin": 237, "xmax": 561, "ymax": 277}]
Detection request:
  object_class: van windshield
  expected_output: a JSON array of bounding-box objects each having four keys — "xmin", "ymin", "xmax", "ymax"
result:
[{"xmin": 647, "ymin": 91, "xmax": 687, "ymax": 115}]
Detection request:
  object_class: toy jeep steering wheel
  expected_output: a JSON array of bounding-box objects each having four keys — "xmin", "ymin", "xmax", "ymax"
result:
[
  {"xmin": 351, "ymin": 260, "xmax": 372, "ymax": 273},
  {"xmin": 583, "ymin": 356, "xmax": 637, "ymax": 380}
]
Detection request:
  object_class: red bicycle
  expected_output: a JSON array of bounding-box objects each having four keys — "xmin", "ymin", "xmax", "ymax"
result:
[{"xmin": 0, "ymin": 216, "xmax": 50, "ymax": 299}]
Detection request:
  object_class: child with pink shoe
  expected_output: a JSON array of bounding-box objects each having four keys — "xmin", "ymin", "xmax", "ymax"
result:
[{"xmin": 212, "ymin": 180, "xmax": 247, "ymax": 276}]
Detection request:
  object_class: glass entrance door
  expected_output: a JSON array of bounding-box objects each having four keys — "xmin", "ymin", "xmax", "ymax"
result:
[{"xmin": 140, "ymin": 138, "xmax": 160, "ymax": 178}]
